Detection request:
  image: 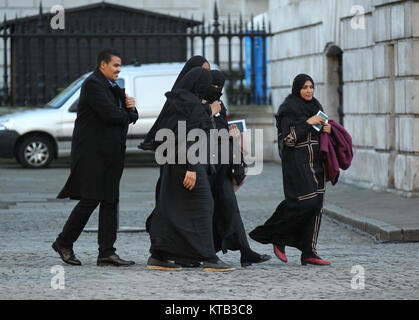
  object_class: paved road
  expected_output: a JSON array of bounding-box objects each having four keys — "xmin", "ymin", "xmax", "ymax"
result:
[{"xmin": 0, "ymin": 159, "xmax": 418, "ymax": 300}]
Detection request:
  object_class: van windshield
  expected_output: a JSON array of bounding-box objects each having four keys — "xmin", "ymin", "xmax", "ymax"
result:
[{"xmin": 46, "ymin": 75, "xmax": 87, "ymax": 109}]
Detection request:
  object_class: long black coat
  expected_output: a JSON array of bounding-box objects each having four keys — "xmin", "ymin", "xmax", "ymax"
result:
[
  {"xmin": 58, "ymin": 69, "xmax": 138, "ymax": 203},
  {"xmin": 148, "ymin": 90, "xmax": 217, "ymax": 263},
  {"xmin": 148, "ymin": 69, "xmax": 218, "ymax": 264}
]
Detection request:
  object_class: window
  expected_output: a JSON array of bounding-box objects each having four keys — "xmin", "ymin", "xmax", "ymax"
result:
[
  {"xmin": 69, "ymin": 99, "xmax": 79, "ymax": 112},
  {"xmin": 134, "ymin": 75, "xmax": 177, "ymax": 109},
  {"xmin": 47, "ymin": 75, "xmax": 87, "ymax": 109}
]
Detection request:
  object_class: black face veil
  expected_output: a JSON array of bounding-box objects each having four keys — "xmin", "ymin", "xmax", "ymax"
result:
[
  {"xmin": 210, "ymin": 70, "xmax": 225, "ymax": 88},
  {"xmin": 207, "ymin": 70, "xmax": 225, "ymax": 103}
]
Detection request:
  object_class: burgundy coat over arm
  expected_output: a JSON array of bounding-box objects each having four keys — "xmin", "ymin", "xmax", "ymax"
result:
[{"xmin": 319, "ymin": 120, "xmax": 353, "ymax": 185}]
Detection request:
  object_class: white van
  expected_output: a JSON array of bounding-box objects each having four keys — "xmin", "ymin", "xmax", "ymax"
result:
[{"xmin": 0, "ymin": 63, "xmax": 228, "ymax": 168}]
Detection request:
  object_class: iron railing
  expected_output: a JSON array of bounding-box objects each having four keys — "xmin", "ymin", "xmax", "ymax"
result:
[{"xmin": 0, "ymin": 2, "xmax": 271, "ymax": 107}]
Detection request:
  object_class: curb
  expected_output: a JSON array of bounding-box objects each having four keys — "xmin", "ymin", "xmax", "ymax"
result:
[{"xmin": 323, "ymin": 203, "xmax": 419, "ymax": 242}]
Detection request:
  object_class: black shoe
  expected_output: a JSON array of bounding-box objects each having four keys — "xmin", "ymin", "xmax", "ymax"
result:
[
  {"xmin": 97, "ymin": 253, "xmax": 135, "ymax": 267},
  {"xmin": 201, "ymin": 259, "xmax": 235, "ymax": 272},
  {"xmin": 147, "ymin": 256, "xmax": 182, "ymax": 271},
  {"xmin": 240, "ymin": 251, "xmax": 272, "ymax": 267},
  {"xmin": 174, "ymin": 259, "xmax": 201, "ymax": 268},
  {"xmin": 52, "ymin": 241, "xmax": 82, "ymax": 266}
]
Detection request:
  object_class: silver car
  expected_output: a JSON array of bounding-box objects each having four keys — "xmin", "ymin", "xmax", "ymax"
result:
[{"xmin": 0, "ymin": 63, "xmax": 228, "ymax": 168}]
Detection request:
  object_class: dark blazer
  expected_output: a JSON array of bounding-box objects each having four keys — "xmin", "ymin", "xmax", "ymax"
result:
[{"xmin": 58, "ymin": 69, "xmax": 138, "ymax": 202}]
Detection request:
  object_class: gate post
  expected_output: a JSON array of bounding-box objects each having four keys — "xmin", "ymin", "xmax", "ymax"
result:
[
  {"xmin": 2, "ymin": 14, "xmax": 9, "ymax": 106},
  {"xmin": 212, "ymin": 2, "xmax": 220, "ymax": 66},
  {"xmin": 36, "ymin": 3, "xmax": 46, "ymax": 106}
]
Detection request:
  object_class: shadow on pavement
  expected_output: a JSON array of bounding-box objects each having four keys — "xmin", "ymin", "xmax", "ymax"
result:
[{"xmin": 0, "ymin": 153, "xmax": 158, "ymax": 169}]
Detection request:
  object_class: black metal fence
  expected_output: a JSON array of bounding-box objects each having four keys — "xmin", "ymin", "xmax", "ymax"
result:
[{"xmin": 1, "ymin": 2, "xmax": 271, "ymax": 107}]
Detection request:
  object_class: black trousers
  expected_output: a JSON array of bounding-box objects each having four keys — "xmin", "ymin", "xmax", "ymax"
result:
[{"xmin": 56, "ymin": 199, "xmax": 118, "ymax": 257}]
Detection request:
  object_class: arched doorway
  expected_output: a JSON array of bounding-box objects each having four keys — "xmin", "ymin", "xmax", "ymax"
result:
[{"xmin": 324, "ymin": 43, "xmax": 343, "ymax": 124}]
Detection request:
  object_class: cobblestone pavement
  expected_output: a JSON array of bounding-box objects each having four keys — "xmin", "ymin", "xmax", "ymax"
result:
[{"xmin": 0, "ymin": 159, "xmax": 418, "ymax": 300}]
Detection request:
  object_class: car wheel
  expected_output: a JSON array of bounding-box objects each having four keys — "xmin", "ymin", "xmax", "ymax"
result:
[{"xmin": 17, "ymin": 135, "xmax": 54, "ymax": 168}]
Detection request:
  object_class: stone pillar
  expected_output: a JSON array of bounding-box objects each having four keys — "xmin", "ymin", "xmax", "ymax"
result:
[{"xmin": 393, "ymin": 1, "xmax": 419, "ymax": 197}]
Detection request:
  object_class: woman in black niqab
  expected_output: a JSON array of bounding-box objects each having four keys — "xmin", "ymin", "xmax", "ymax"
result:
[
  {"xmin": 142, "ymin": 56, "xmax": 210, "ymax": 240},
  {"xmin": 140, "ymin": 55, "xmax": 210, "ymax": 151},
  {"xmin": 249, "ymin": 73, "xmax": 332, "ymax": 266},
  {"xmin": 208, "ymin": 70, "xmax": 271, "ymax": 267},
  {"xmin": 146, "ymin": 67, "xmax": 235, "ymax": 271}
]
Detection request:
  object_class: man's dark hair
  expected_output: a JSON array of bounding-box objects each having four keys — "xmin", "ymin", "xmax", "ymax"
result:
[{"xmin": 96, "ymin": 49, "xmax": 121, "ymax": 68}]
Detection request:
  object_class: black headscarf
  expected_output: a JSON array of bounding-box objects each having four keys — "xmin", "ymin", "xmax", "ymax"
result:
[
  {"xmin": 172, "ymin": 55, "xmax": 209, "ymax": 90},
  {"xmin": 276, "ymin": 73, "xmax": 323, "ymax": 128},
  {"xmin": 149, "ymin": 67, "xmax": 213, "ymax": 134},
  {"xmin": 274, "ymin": 74, "xmax": 323, "ymax": 159},
  {"xmin": 291, "ymin": 73, "xmax": 314, "ymax": 98},
  {"xmin": 178, "ymin": 66, "xmax": 212, "ymax": 99},
  {"xmin": 140, "ymin": 56, "xmax": 209, "ymax": 151},
  {"xmin": 207, "ymin": 70, "xmax": 225, "ymax": 103},
  {"xmin": 210, "ymin": 70, "xmax": 225, "ymax": 88}
]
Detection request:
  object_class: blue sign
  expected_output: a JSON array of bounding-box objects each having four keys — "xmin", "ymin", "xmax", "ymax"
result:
[{"xmin": 245, "ymin": 32, "xmax": 269, "ymax": 104}]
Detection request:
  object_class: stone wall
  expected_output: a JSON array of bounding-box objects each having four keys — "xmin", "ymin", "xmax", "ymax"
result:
[{"xmin": 265, "ymin": 0, "xmax": 419, "ymax": 197}]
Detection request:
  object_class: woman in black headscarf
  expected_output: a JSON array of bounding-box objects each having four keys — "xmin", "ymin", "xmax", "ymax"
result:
[
  {"xmin": 249, "ymin": 74, "xmax": 332, "ymax": 266},
  {"xmin": 146, "ymin": 67, "xmax": 235, "ymax": 271},
  {"xmin": 140, "ymin": 56, "xmax": 213, "ymax": 238},
  {"xmin": 141, "ymin": 55, "xmax": 210, "ymax": 151},
  {"xmin": 208, "ymin": 70, "xmax": 271, "ymax": 267}
]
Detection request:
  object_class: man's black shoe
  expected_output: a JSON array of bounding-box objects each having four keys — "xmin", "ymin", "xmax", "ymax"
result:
[
  {"xmin": 52, "ymin": 241, "xmax": 82, "ymax": 266},
  {"xmin": 97, "ymin": 253, "xmax": 135, "ymax": 267}
]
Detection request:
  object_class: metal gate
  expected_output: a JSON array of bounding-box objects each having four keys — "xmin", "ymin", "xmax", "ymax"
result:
[{"xmin": 1, "ymin": 2, "xmax": 271, "ymax": 107}]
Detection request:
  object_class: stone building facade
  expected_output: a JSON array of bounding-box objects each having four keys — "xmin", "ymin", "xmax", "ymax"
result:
[{"xmin": 265, "ymin": 0, "xmax": 419, "ymax": 197}]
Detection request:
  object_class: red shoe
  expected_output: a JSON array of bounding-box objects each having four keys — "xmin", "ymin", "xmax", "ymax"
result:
[
  {"xmin": 273, "ymin": 244, "xmax": 288, "ymax": 263},
  {"xmin": 301, "ymin": 253, "xmax": 331, "ymax": 266}
]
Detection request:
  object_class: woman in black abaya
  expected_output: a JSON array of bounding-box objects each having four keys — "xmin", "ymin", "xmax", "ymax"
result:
[
  {"xmin": 141, "ymin": 56, "xmax": 211, "ymax": 236},
  {"xmin": 146, "ymin": 67, "xmax": 235, "ymax": 271},
  {"xmin": 249, "ymin": 74, "xmax": 332, "ymax": 266},
  {"xmin": 141, "ymin": 55, "xmax": 210, "ymax": 151},
  {"xmin": 208, "ymin": 70, "xmax": 271, "ymax": 267}
]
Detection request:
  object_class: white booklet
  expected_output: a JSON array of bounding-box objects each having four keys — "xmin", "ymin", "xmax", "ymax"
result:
[
  {"xmin": 228, "ymin": 119, "xmax": 247, "ymax": 133},
  {"xmin": 312, "ymin": 110, "xmax": 328, "ymax": 132}
]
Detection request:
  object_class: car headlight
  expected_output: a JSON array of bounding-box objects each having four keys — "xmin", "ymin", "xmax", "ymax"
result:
[{"xmin": 0, "ymin": 119, "xmax": 15, "ymax": 131}]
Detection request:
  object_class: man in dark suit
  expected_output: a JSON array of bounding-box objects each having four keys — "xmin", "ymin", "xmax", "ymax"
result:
[{"xmin": 52, "ymin": 49, "xmax": 138, "ymax": 267}]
